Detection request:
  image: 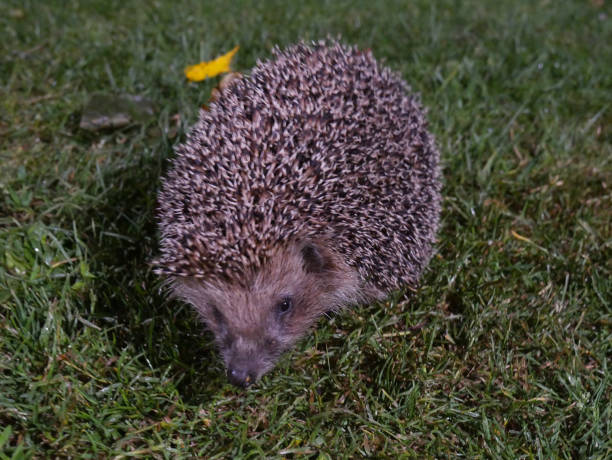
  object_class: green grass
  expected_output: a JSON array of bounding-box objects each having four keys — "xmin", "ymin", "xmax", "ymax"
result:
[{"xmin": 1, "ymin": 0, "xmax": 610, "ymax": 457}]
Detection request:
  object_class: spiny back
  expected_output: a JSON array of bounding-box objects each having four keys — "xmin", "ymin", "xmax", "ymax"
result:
[{"xmin": 156, "ymin": 40, "xmax": 441, "ymax": 291}]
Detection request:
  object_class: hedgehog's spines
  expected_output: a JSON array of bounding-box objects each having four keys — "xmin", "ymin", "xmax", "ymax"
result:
[{"xmin": 156, "ymin": 40, "xmax": 441, "ymax": 293}]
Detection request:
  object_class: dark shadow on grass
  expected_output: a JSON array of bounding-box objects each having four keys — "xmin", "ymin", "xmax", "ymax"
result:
[{"xmin": 74, "ymin": 127, "xmax": 226, "ymax": 403}]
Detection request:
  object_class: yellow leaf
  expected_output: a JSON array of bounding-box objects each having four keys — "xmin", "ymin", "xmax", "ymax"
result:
[{"xmin": 184, "ymin": 46, "xmax": 239, "ymax": 82}]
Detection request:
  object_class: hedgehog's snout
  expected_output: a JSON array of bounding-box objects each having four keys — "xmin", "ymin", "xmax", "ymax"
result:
[
  {"xmin": 227, "ymin": 365, "xmax": 255, "ymax": 388},
  {"xmin": 224, "ymin": 337, "xmax": 271, "ymax": 388}
]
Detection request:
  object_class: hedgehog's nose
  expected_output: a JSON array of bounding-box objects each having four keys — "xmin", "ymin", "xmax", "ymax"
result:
[{"xmin": 227, "ymin": 367, "xmax": 254, "ymax": 388}]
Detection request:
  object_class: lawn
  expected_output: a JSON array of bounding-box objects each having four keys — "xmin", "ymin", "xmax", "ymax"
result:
[{"xmin": 1, "ymin": 0, "xmax": 610, "ymax": 457}]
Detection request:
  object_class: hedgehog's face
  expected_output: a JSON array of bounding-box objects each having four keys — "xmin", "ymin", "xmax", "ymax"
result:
[
  {"xmin": 172, "ymin": 241, "xmax": 361, "ymax": 388},
  {"xmin": 207, "ymin": 291, "xmax": 304, "ymax": 388}
]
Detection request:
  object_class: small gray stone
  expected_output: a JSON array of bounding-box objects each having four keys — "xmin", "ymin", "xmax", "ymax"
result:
[{"xmin": 79, "ymin": 93, "xmax": 155, "ymax": 132}]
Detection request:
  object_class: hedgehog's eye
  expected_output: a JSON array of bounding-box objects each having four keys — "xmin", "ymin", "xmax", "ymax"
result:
[
  {"xmin": 209, "ymin": 305, "xmax": 231, "ymax": 343},
  {"xmin": 211, "ymin": 306, "xmax": 225, "ymax": 324},
  {"xmin": 210, "ymin": 305, "xmax": 228, "ymax": 332},
  {"xmin": 276, "ymin": 296, "xmax": 293, "ymax": 315}
]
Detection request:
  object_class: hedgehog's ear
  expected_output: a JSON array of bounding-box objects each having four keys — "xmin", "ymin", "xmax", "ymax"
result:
[{"xmin": 301, "ymin": 242, "xmax": 333, "ymax": 274}]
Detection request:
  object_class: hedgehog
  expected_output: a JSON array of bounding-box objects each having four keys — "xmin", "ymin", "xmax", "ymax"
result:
[{"xmin": 155, "ymin": 40, "xmax": 441, "ymax": 388}]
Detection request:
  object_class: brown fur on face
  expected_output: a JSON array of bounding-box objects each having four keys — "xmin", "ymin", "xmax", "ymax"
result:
[{"xmin": 170, "ymin": 239, "xmax": 374, "ymax": 386}]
